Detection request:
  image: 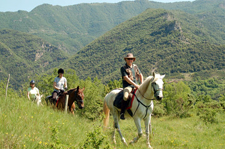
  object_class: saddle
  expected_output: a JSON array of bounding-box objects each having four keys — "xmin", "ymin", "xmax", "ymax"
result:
[
  {"xmin": 113, "ymin": 89, "xmax": 137, "ymax": 116},
  {"xmin": 45, "ymin": 91, "xmax": 65, "ymax": 106}
]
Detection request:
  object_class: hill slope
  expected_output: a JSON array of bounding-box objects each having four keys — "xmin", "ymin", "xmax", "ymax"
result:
[
  {"xmin": 61, "ymin": 8, "xmax": 225, "ymax": 82},
  {"xmin": 0, "ymin": 29, "xmax": 68, "ymax": 89},
  {"xmin": 0, "ymin": 0, "xmax": 225, "ymax": 54}
]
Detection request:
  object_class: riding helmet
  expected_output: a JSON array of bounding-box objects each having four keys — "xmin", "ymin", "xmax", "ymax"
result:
[
  {"xmin": 58, "ymin": 68, "xmax": 64, "ymax": 74},
  {"xmin": 30, "ymin": 80, "xmax": 35, "ymax": 84}
]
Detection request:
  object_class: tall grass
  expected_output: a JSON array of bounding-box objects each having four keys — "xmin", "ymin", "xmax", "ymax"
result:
[{"xmin": 1, "ymin": 95, "xmax": 225, "ymax": 149}]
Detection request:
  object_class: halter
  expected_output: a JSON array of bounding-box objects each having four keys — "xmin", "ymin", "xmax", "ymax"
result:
[
  {"xmin": 137, "ymin": 82, "xmax": 162, "ymax": 100},
  {"xmin": 133, "ymin": 81, "xmax": 162, "ymax": 119}
]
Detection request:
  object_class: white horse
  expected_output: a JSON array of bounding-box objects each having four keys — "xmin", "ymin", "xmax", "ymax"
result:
[
  {"xmin": 103, "ymin": 72, "xmax": 165, "ymax": 149},
  {"xmin": 35, "ymin": 94, "xmax": 43, "ymax": 106}
]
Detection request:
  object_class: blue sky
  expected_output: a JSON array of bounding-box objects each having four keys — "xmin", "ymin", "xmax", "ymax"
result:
[{"xmin": 0, "ymin": 0, "xmax": 195, "ymax": 12}]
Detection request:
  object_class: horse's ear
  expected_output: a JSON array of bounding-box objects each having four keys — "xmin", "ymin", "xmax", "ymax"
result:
[
  {"xmin": 161, "ymin": 74, "xmax": 165, "ymax": 79},
  {"xmin": 80, "ymin": 87, "xmax": 85, "ymax": 92},
  {"xmin": 77, "ymin": 86, "xmax": 79, "ymax": 91},
  {"xmin": 152, "ymin": 72, "xmax": 155, "ymax": 79}
]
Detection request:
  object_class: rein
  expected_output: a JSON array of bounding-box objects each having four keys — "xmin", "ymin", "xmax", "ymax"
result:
[{"xmin": 137, "ymin": 89, "xmax": 153, "ymax": 100}]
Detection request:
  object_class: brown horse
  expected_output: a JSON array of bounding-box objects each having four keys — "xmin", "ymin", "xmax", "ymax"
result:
[{"xmin": 56, "ymin": 86, "xmax": 85, "ymax": 114}]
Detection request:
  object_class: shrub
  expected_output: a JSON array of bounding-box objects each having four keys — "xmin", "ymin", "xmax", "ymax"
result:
[{"xmin": 196, "ymin": 100, "xmax": 223, "ymax": 124}]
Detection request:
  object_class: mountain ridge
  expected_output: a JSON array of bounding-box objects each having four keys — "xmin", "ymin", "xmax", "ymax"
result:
[
  {"xmin": 0, "ymin": 29, "xmax": 68, "ymax": 89},
  {"xmin": 60, "ymin": 8, "xmax": 225, "ymax": 82},
  {"xmin": 1, "ymin": 0, "xmax": 225, "ymax": 54}
]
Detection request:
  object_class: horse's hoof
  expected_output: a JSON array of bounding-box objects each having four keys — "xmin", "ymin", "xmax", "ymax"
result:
[
  {"xmin": 129, "ymin": 140, "xmax": 134, "ymax": 144},
  {"xmin": 148, "ymin": 145, "xmax": 153, "ymax": 149}
]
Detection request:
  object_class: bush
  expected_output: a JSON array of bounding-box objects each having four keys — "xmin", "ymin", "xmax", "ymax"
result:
[
  {"xmin": 196, "ymin": 100, "xmax": 223, "ymax": 124},
  {"xmin": 163, "ymin": 81, "xmax": 193, "ymax": 118}
]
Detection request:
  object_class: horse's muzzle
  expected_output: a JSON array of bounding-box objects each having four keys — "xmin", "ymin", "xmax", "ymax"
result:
[
  {"xmin": 156, "ymin": 96, "xmax": 163, "ymax": 101},
  {"xmin": 79, "ymin": 106, "xmax": 84, "ymax": 109}
]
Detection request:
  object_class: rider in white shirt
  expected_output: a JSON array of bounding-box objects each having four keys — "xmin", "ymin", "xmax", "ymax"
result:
[
  {"xmin": 52, "ymin": 68, "xmax": 67, "ymax": 104},
  {"xmin": 27, "ymin": 80, "xmax": 40, "ymax": 101}
]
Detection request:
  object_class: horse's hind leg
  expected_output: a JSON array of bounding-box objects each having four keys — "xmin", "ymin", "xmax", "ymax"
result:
[
  {"xmin": 113, "ymin": 113, "xmax": 128, "ymax": 146},
  {"xmin": 112, "ymin": 123, "xmax": 116, "ymax": 144}
]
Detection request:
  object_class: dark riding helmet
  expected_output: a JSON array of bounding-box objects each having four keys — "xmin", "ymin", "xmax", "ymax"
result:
[
  {"xmin": 30, "ymin": 80, "xmax": 35, "ymax": 84},
  {"xmin": 58, "ymin": 68, "xmax": 64, "ymax": 74}
]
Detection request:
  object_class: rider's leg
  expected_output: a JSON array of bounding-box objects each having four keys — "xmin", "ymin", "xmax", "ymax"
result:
[
  {"xmin": 52, "ymin": 91, "xmax": 58, "ymax": 105},
  {"xmin": 120, "ymin": 87, "xmax": 132, "ymax": 120}
]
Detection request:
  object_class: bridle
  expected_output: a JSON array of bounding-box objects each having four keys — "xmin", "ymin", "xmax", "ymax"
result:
[
  {"xmin": 137, "ymin": 82, "xmax": 163, "ymax": 101},
  {"xmin": 74, "ymin": 92, "xmax": 84, "ymax": 104},
  {"xmin": 133, "ymin": 81, "xmax": 163, "ymax": 119}
]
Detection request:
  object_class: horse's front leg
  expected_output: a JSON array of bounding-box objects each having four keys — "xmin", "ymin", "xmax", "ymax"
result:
[
  {"xmin": 113, "ymin": 112, "xmax": 128, "ymax": 146},
  {"xmin": 145, "ymin": 116, "xmax": 153, "ymax": 149},
  {"xmin": 130, "ymin": 117, "xmax": 142, "ymax": 144},
  {"xmin": 70, "ymin": 103, "xmax": 75, "ymax": 115}
]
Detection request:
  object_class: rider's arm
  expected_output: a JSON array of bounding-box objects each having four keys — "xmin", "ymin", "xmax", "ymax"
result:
[
  {"xmin": 123, "ymin": 76, "xmax": 140, "ymax": 89},
  {"xmin": 139, "ymin": 73, "xmax": 143, "ymax": 84},
  {"xmin": 53, "ymin": 82, "xmax": 60, "ymax": 90},
  {"xmin": 64, "ymin": 78, "xmax": 67, "ymax": 89},
  {"xmin": 27, "ymin": 92, "xmax": 30, "ymax": 100},
  {"xmin": 37, "ymin": 88, "xmax": 40, "ymax": 96}
]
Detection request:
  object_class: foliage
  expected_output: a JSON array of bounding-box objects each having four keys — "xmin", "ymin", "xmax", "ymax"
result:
[
  {"xmin": 187, "ymin": 76, "xmax": 225, "ymax": 99},
  {"xmin": 196, "ymin": 99, "xmax": 223, "ymax": 124},
  {"xmin": 81, "ymin": 126, "xmax": 111, "ymax": 149},
  {"xmin": 162, "ymin": 81, "xmax": 193, "ymax": 117}
]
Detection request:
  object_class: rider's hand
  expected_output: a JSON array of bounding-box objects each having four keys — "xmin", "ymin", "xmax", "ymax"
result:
[
  {"xmin": 135, "ymin": 84, "xmax": 140, "ymax": 89},
  {"xmin": 64, "ymin": 87, "xmax": 68, "ymax": 90}
]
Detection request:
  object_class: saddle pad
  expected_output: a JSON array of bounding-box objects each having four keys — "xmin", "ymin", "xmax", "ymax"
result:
[
  {"xmin": 113, "ymin": 89, "xmax": 137, "ymax": 110},
  {"xmin": 113, "ymin": 90, "xmax": 124, "ymax": 109}
]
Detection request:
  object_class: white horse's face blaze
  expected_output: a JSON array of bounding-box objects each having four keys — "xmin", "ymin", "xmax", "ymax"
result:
[{"xmin": 152, "ymin": 75, "xmax": 165, "ymax": 100}]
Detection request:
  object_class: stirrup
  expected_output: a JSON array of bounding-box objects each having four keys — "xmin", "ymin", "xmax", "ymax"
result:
[{"xmin": 120, "ymin": 113, "xmax": 125, "ymax": 120}]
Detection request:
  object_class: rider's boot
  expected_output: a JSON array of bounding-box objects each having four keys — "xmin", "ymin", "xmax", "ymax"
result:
[{"xmin": 120, "ymin": 99, "xmax": 127, "ymax": 120}]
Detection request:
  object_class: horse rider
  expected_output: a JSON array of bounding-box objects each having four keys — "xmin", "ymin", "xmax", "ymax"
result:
[
  {"xmin": 52, "ymin": 68, "xmax": 68, "ymax": 104},
  {"xmin": 120, "ymin": 53, "xmax": 143, "ymax": 120},
  {"xmin": 27, "ymin": 80, "xmax": 40, "ymax": 101}
]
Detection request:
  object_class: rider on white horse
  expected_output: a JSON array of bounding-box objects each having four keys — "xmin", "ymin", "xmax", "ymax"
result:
[
  {"xmin": 120, "ymin": 53, "xmax": 143, "ymax": 120},
  {"xmin": 27, "ymin": 80, "xmax": 40, "ymax": 101}
]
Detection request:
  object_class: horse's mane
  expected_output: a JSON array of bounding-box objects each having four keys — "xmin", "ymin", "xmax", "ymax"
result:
[
  {"xmin": 139, "ymin": 73, "xmax": 161, "ymax": 93},
  {"xmin": 67, "ymin": 88, "xmax": 77, "ymax": 95}
]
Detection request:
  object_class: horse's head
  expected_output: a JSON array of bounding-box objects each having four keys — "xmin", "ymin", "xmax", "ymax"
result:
[
  {"xmin": 151, "ymin": 72, "xmax": 165, "ymax": 101},
  {"xmin": 74, "ymin": 86, "xmax": 85, "ymax": 109}
]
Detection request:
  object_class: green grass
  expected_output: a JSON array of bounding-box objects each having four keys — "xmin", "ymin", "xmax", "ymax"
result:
[{"xmin": 1, "ymin": 95, "xmax": 225, "ymax": 149}]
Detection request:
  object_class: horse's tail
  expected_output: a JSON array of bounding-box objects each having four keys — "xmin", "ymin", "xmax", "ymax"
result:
[{"xmin": 103, "ymin": 100, "xmax": 110, "ymax": 130}]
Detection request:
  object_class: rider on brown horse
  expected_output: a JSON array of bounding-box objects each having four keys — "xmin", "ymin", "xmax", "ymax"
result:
[
  {"xmin": 120, "ymin": 53, "xmax": 143, "ymax": 120},
  {"xmin": 52, "ymin": 68, "xmax": 68, "ymax": 104}
]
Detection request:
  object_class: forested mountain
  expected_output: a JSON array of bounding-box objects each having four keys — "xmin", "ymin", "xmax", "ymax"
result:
[
  {"xmin": 61, "ymin": 8, "xmax": 225, "ymax": 82},
  {"xmin": 1, "ymin": 0, "xmax": 225, "ymax": 89},
  {"xmin": 0, "ymin": 29, "xmax": 68, "ymax": 89},
  {"xmin": 0, "ymin": 0, "xmax": 225, "ymax": 54}
]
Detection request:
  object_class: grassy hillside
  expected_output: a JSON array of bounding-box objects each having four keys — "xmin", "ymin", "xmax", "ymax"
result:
[
  {"xmin": 0, "ymin": 29, "xmax": 68, "ymax": 89},
  {"xmin": 61, "ymin": 8, "xmax": 225, "ymax": 83},
  {"xmin": 0, "ymin": 0, "xmax": 225, "ymax": 54},
  {"xmin": 1, "ymin": 88, "xmax": 225, "ymax": 149}
]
